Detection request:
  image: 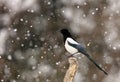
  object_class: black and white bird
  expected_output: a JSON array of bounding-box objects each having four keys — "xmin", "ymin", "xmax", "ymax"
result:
[{"xmin": 60, "ymin": 28, "xmax": 108, "ymax": 75}]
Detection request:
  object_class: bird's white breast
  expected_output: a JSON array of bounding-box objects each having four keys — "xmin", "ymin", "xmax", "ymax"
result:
[{"xmin": 65, "ymin": 38, "xmax": 78, "ymax": 54}]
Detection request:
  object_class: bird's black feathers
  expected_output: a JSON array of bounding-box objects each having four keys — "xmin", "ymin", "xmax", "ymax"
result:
[
  {"xmin": 67, "ymin": 41, "xmax": 87, "ymax": 55},
  {"xmin": 60, "ymin": 28, "xmax": 108, "ymax": 75},
  {"xmin": 67, "ymin": 40, "xmax": 108, "ymax": 75},
  {"xmin": 87, "ymin": 55, "xmax": 108, "ymax": 75},
  {"xmin": 60, "ymin": 29, "xmax": 72, "ymax": 42}
]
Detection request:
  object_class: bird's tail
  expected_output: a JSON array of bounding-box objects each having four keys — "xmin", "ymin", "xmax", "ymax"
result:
[{"xmin": 85, "ymin": 53, "xmax": 108, "ymax": 75}]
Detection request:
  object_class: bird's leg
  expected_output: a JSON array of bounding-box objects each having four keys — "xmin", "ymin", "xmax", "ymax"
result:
[
  {"xmin": 68, "ymin": 52, "xmax": 79, "ymax": 58},
  {"xmin": 68, "ymin": 54, "xmax": 73, "ymax": 58}
]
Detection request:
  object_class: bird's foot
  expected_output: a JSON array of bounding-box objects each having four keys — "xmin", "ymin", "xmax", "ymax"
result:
[{"xmin": 68, "ymin": 54, "xmax": 74, "ymax": 58}]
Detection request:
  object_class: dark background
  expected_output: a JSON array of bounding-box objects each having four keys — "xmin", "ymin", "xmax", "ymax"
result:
[{"xmin": 0, "ymin": 0, "xmax": 120, "ymax": 82}]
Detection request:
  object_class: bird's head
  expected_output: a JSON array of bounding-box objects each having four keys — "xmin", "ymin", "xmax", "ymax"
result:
[
  {"xmin": 60, "ymin": 29, "xmax": 72, "ymax": 37},
  {"xmin": 60, "ymin": 29, "xmax": 69, "ymax": 34},
  {"xmin": 60, "ymin": 29, "xmax": 72, "ymax": 42}
]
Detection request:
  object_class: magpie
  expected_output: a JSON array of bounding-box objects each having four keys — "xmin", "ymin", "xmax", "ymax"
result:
[{"xmin": 60, "ymin": 28, "xmax": 108, "ymax": 75}]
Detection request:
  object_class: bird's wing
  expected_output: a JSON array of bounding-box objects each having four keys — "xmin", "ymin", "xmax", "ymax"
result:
[
  {"xmin": 67, "ymin": 41, "xmax": 108, "ymax": 75},
  {"xmin": 67, "ymin": 41, "xmax": 88, "ymax": 55}
]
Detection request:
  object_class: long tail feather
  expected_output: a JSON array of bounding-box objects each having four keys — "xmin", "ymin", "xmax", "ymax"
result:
[{"xmin": 85, "ymin": 53, "xmax": 108, "ymax": 75}]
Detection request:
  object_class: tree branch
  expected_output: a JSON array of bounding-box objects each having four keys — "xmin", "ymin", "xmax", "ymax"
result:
[{"xmin": 63, "ymin": 57, "xmax": 78, "ymax": 82}]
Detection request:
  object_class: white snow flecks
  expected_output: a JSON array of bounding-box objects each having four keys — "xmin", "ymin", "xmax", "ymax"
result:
[
  {"xmin": 14, "ymin": 50, "xmax": 25, "ymax": 60},
  {"xmin": 7, "ymin": 55, "xmax": 12, "ymax": 60},
  {"xmin": 61, "ymin": 0, "xmax": 86, "ymax": 5},
  {"xmin": 1, "ymin": 0, "xmax": 38, "ymax": 13},
  {"xmin": 104, "ymin": 0, "xmax": 120, "ymax": 14},
  {"xmin": 73, "ymin": 72, "xmax": 86, "ymax": 82},
  {"xmin": 4, "ymin": 65, "xmax": 11, "ymax": 78},
  {"xmin": 21, "ymin": 64, "xmax": 56, "ymax": 82},
  {"xmin": 61, "ymin": 8, "xmax": 73, "ymax": 20},
  {"xmin": 103, "ymin": 52, "xmax": 113, "ymax": 64},
  {"xmin": 61, "ymin": 8, "xmax": 96, "ymax": 34},
  {"xmin": 0, "ymin": 0, "xmax": 39, "ymax": 26},
  {"xmin": 33, "ymin": 17, "xmax": 48, "ymax": 33},
  {"xmin": 0, "ymin": 29, "xmax": 9, "ymax": 55},
  {"xmin": 104, "ymin": 20, "xmax": 120, "ymax": 50},
  {"xmin": 27, "ymin": 56, "xmax": 37, "ymax": 66},
  {"xmin": 37, "ymin": 64, "xmax": 56, "ymax": 77},
  {"xmin": 103, "ymin": 69, "xmax": 120, "ymax": 82},
  {"xmin": 102, "ymin": 0, "xmax": 120, "ymax": 50},
  {"xmin": 0, "ymin": 14, "xmax": 11, "ymax": 26}
]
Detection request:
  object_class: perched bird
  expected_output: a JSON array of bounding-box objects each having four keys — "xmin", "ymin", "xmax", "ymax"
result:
[{"xmin": 60, "ymin": 28, "xmax": 108, "ymax": 75}]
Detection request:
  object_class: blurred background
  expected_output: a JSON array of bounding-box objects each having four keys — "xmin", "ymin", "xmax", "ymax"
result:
[{"xmin": 0, "ymin": 0, "xmax": 120, "ymax": 82}]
